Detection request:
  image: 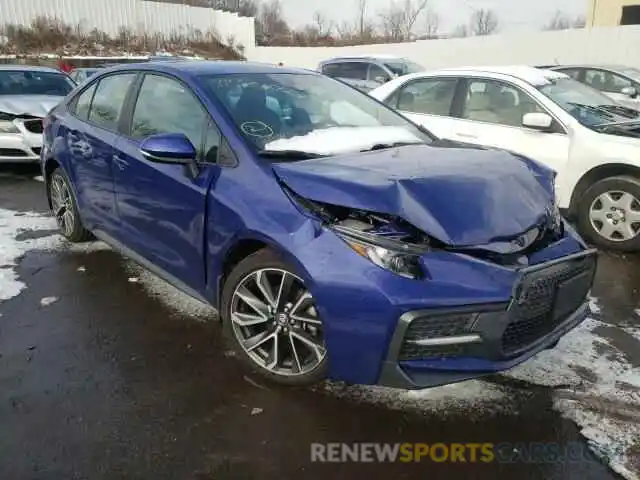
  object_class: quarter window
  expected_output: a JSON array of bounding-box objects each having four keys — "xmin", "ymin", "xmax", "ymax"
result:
[
  {"xmin": 394, "ymin": 77, "xmax": 457, "ymax": 116},
  {"xmin": 88, "ymin": 74, "xmax": 136, "ymax": 131},
  {"xmin": 71, "ymin": 83, "xmax": 97, "ymax": 120},
  {"xmin": 130, "ymin": 74, "xmax": 209, "ymax": 159},
  {"xmin": 461, "ymin": 78, "xmax": 545, "ymax": 127}
]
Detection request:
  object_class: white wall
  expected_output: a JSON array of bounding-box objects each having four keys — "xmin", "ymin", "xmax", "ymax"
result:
[
  {"xmin": 245, "ymin": 26, "xmax": 640, "ymax": 70},
  {"xmin": 0, "ymin": 0, "xmax": 255, "ymax": 49}
]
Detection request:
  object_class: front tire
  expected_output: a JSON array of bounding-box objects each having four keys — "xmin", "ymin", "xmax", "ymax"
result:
[
  {"xmin": 577, "ymin": 175, "xmax": 640, "ymax": 251},
  {"xmin": 221, "ymin": 248, "xmax": 328, "ymax": 386},
  {"xmin": 48, "ymin": 168, "xmax": 92, "ymax": 243}
]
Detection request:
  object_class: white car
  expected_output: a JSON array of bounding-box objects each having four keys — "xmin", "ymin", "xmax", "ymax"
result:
[
  {"xmin": 0, "ymin": 65, "xmax": 75, "ymax": 163},
  {"xmin": 370, "ymin": 65, "xmax": 640, "ymax": 251},
  {"xmin": 545, "ymin": 64, "xmax": 640, "ymax": 111}
]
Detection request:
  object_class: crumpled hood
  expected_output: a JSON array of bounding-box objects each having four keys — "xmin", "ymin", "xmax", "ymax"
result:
[
  {"xmin": 273, "ymin": 143, "xmax": 555, "ymax": 247},
  {"xmin": 0, "ymin": 95, "xmax": 63, "ymax": 117}
]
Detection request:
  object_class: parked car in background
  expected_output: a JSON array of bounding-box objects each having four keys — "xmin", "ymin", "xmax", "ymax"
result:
[
  {"xmin": 0, "ymin": 65, "xmax": 75, "ymax": 163},
  {"xmin": 69, "ymin": 67, "xmax": 101, "ymax": 84},
  {"xmin": 318, "ymin": 55, "xmax": 424, "ymax": 92},
  {"xmin": 41, "ymin": 61, "xmax": 596, "ymax": 389},
  {"xmin": 371, "ymin": 66, "xmax": 640, "ymax": 251},
  {"xmin": 545, "ymin": 64, "xmax": 640, "ymax": 111}
]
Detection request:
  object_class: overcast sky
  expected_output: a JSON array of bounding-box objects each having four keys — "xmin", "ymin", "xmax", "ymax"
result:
[{"xmin": 279, "ymin": 0, "xmax": 589, "ymax": 34}]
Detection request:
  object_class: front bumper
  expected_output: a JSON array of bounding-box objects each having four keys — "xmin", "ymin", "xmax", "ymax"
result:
[
  {"xmin": 0, "ymin": 119, "xmax": 43, "ymax": 163},
  {"xmin": 377, "ymin": 249, "xmax": 597, "ymax": 389}
]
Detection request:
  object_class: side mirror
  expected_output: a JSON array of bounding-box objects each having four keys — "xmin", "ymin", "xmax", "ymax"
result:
[
  {"xmin": 522, "ymin": 112, "xmax": 553, "ymax": 131},
  {"xmin": 140, "ymin": 133, "xmax": 199, "ymax": 176},
  {"xmin": 621, "ymin": 86, "xmax": 638, "ymax": 98},
  {"xmin": 374, "ymin": 75, "xmax": 389, "ymax": 85}
]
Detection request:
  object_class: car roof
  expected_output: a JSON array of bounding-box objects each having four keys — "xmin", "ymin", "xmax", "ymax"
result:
[
  {"xmin": 0, "ymin": 64, "xmax": 64, "ymax": 73},
  {"xmin": 102, "ymin": 60, "xmax": 313, "ymax": 77},
  {"xmin": 407, "ymin": 65, "xmax": 569, "ymax": 86},
  {"xmin": 320, "ymin": 55, "xmax": 408, "ymax": 64},
  {"xmin": 549, "ymin": 64, "xmax": 638, "ymax": 73}
]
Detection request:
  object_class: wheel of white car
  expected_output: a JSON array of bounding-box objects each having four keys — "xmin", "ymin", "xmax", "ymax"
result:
[
  {"xmin": 221, "ymin": 248, "xmax": 328, "ymax": 386},
  {"xmin": 48, "ymin": 168, "xmax": 93, "ymax": 243},
  {"xmin": 577, "ymin": 175, "xmax": 640, "ymax": 251}
]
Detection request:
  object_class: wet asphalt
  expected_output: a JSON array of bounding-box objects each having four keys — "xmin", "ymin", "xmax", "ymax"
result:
[{"xmin": 0, "ymin": 166, "xmax": 636, "ymax": 479}]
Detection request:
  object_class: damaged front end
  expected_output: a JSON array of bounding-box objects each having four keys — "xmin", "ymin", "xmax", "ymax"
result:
[{"xmin": 290, "ymin": 187, "xmax": 569, "ymax": 276}]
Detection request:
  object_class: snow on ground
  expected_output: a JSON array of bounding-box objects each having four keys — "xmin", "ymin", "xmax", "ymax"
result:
[
  {"xmin": 0, "ymin": 208, "xmax": 59, "ymax": 301},
  {"xmin": 505, "ymin": 300, "xmax": 640, "ymax": 479},
  {"xmin": 1, "ymin": 203, "xmax": 638, "ymax": 477}
]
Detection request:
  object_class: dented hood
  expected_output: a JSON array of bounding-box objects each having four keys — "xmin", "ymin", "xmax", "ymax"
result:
[
  {"xmin": 273, "ymin": 143, "xmax": 555, "ymax": 247},
  {"xmin": 0, "ymin": 94, "xmax": 63, "ymax": 118}
]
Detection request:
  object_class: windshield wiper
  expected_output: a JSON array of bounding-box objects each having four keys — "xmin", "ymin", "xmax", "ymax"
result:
[
  {"xmin": 596, "ymin": 104, "xmax": 640, "ymax": 119},
  {"xmin": 362, "ymin": 141, "xmax": 424, "ymax": 152},
  {"xmin": 258, "ymin": 150, "xmax": 325, "ymax": 160},
  {"xmin": 567, "ymin": 102, "xmax": 615, "ymax": 119}
]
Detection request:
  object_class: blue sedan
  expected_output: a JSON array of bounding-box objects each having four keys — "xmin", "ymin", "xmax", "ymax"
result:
[{"xmin": 41, "ymin": 61, "xmax": 597, "ymax": 389}]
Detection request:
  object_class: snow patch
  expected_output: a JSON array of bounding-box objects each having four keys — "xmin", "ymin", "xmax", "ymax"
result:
[
  {"xmin": 123, "ymin": 261, "xmax": 215, "ymax": 321},
  {"xmin": 0, "ymin": 209, "xmax": 60, "ymax": 302},
  {"xmin": 264, "ymin": 126, "xmax": 423, "ymax": 156},
  {"xmin": 33, "ymin": 176, "xmax": 44, "ymax": 183},
  {"xmin": 39, "ymin": 296, "xmax": 58, "ymax": 307},
  {"xmin": 505, "ymin": 297, "xmax": 640, "ymax": 478},
  {"xmin": 320, "ymin": 379, "xmax": 514, "ymax": 416}
]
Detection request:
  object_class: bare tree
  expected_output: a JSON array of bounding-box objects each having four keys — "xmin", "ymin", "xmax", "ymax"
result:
[
  {"xmin": 237, "ymin": 0, "xmax": 258, "ymax": 17},
  {"xmin": 423, "ymin": 8, "xmax": 439, "ymax": 38},
  {"xmin": 451, "ymin": 23, "xmax": 469, "ymax": 38},
  {"xmin": 379, "ymin": 0, "xmax": 429, "ymax": 41},
  {"xmin": 258, "ymin": 0, "xmax": 290, "ymax": 41},
  {"xmin": 312, "ymin": 11, "xmax": 333, "ymax": 37},
  {"xmin": 469, "ymin": 8, "xmax": 499, "ymax": 36},
  {"xmin": 544, "ymin": 10, "xmax": 586, "ymax": 30}
]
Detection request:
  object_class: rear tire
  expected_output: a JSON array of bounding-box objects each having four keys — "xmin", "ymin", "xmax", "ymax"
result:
[
  {"xmin": 221, "ymin": 248, "xmax": 328, "ymax": 386},
  {"xmin": 47, "ymin": 168, "xmax": 93, "ymax": 243},
  {"xmin": 576, "ymin": 175, "xmax": 640, "ymax": 252}
]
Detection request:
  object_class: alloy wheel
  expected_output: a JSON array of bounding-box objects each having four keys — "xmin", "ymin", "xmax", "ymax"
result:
[
  {"xmin": 50, "ymin": 174, "xmax": 75, "ymax": 237},
  {"xmin": 589, "ymin": 190, "xmax": 640, "ymax": 242},
  {"xmin": 230, "ymin": 268, "xmax": 326, "ymax": 377}
]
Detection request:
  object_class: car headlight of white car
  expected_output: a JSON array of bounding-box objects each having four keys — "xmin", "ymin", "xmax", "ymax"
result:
[{"xmin": 0, "ymin": 120, "xmax": 20, "ymax": 134}]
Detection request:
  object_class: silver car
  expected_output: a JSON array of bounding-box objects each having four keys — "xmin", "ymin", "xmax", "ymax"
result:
[
  {"xmin": 318, "ymin": 55, "xmax": 424, "ymax": 93},
  {"xmin": 545, "ymin": 64, "xmax": 640, "ymax": 111},
  {"xmin": 0, "ymin": 65, "xmax": 75, "ymax": 163}
]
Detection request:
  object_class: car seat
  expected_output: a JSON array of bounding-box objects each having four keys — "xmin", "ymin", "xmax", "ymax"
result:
[{"xmin": 234, "ymin": 86, "xmax": 282, "ymax": 138}]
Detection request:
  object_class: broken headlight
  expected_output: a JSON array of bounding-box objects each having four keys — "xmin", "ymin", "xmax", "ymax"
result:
[
  {"xmin": 331, "ymin": 224, "xmax": 426, "ymax": 280},
  {"xmin": 0, "ymin": 120, "xmax": 19, "ymax": 134}
]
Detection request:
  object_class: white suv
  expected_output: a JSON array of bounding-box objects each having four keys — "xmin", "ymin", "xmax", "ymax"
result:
[{"xmin": 370, "ymin": 66, "xmax": 640, "ymax": 251}]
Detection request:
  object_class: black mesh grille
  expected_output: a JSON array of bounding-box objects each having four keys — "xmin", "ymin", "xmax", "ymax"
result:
[
  {"xmin": 502, "ymin": 255, "xmax": 595, "ymax": 355},
  {"xmin": 399, "ymin": 314, "xmax": 474, "ymax": 361},
  {"xmin": 23, "ymin": 119, "xmax": 43, "ymax": 134},
  {"xmin": 0, "ymin": 148, "xmax": 28, "ymax": 157}
]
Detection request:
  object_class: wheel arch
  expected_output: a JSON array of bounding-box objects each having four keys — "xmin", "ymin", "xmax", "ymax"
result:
[
  {"xmin": 215, "ymin": 234, "xmax": 310, "ymax": 312},
  {"xmin": 569, "ymin": 162, "xmax": 640, "ymax": 217}
]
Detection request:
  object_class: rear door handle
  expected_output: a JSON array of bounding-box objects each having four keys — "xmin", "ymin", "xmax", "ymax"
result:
[
  {"xmin": 454, "ymin": 132, "xmax": 478, "ymax": 139},
  {"xmin": 112, "ymin": 154, "xmax": 128, "ymax": 170}
]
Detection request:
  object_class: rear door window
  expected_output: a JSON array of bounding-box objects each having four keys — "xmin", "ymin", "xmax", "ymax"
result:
[{"xmin": 88, "ymin": 73, "xmax": 137, "ymax": 131}]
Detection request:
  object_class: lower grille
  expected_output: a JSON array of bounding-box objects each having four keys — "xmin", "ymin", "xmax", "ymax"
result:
[
  {"xmin": 31, "ymin": 147, "xmax": 42, "ymax": 156},
  {"xmin": 23, "ymin": 119, "xmax": 43, "ymax": 134},
  {"xmin": 0, "ymin": 148, "xmax": 28, "ymax": 157},
  {"xmin": 501, "ymin": 254, "xmax": 596, "ymax": 355},
  {"xmin": 399, "ymin": 313, "xmax": 475, "ymax": 361}
]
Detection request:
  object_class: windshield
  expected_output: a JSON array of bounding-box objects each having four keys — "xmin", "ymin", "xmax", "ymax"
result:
[
  {"xmin": 200, "ymin": 72, "xmax": 433, "ymax": 157},
  {"xmin": 0, "ymin": 70, "xmax": 75, "ymax": 96},
  {"xmin": 537, "ymin": 77, "xmax": 639, "ymax": 127},
  {"xmin": 619, "ymin": 67, "xmax": 640, "ymax": 83},
  {"xmin": 384, "ymin": 60, "xmax": 424, "ymax": 76}
]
